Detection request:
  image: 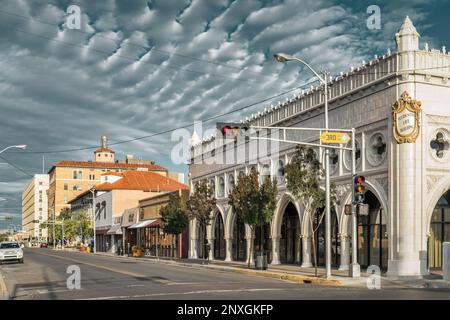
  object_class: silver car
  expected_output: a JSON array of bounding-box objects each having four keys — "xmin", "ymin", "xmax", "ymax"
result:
[{"xmin": 0, "ymin": 241, "xmax": 24, "ymax": 264}]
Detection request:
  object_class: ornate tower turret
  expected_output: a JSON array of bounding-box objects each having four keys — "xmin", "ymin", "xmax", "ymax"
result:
[
  {"xmin": 395, "ymin": 16, "xmax": 420, "ymax": 52},
  {"xmin": 94, "ymin": 134, "xmax": 115, "ymax": 163}
]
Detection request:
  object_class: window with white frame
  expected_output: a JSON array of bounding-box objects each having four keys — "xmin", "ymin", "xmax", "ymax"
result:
[{"xmin": 218, "ymin": 177, "xmax": 225, "ymax": 197}]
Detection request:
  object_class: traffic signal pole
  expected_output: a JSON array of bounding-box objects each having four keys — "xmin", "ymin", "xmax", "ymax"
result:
[{"xmin": 350, "ymin": 127, "xmax": 361, "ymax": 278}]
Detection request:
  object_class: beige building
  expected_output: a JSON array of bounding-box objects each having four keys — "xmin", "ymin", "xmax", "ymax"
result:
[
  {"xmin": 69, "ymin": 170, "xmax": 188, "ymax": 253},
  {"xmin": 22, "ymin": 174, "xmax": 49, "ymax": 245},
  {"xmin": 47, "ymin": 135, "xmax": 170, "ymax": 218}
]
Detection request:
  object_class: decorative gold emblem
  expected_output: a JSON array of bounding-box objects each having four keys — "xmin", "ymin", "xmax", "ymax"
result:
[{"xmin": 392, "ymin": 91, "xmax": 422, "ymax": 143}]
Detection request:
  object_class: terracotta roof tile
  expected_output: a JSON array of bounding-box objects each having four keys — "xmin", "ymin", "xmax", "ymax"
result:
[
  {"xmin": 95, "ymin": 148, "xmax": 115, "ymax": 153},
  {"xmin": 52, "ymin": 160, "xmax": 166, "ymax": 171},
  {"xmin": 95, "ymin": 170, "xmax": 188, "ymax": 192}
]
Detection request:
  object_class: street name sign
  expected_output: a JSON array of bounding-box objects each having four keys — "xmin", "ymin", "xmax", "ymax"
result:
[{"xmin": 320, "ymin": 132, "xmax": 351, "ymax": 144}]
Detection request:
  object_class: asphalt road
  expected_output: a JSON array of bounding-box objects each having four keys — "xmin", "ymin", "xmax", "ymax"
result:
[{"xmin": 1, "ymin": 248, "xmax": 449, "ymax": 300}]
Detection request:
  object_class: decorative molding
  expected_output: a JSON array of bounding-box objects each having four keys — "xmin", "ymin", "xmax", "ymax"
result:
[
  {"xmin": 426, "ymin": 175, "xmax": 444, "ymax": 193},
  {"xmin": 392, "ymin": 91, "xmax": 422, "ymax": 144},
  {"xmin": 375, "ymin": 177, "xmax": 389, "ymax": 196}
]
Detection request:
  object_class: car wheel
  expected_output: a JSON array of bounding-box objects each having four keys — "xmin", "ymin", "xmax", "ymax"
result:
[{"xmin": 19, "ymin": 259, "xmax": 24, "ymax": 264}]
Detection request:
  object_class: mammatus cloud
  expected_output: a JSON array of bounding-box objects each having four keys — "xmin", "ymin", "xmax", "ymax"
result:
[{"xmin": 0, "ymin": 0, "xmax": 447, "ymax": 219}]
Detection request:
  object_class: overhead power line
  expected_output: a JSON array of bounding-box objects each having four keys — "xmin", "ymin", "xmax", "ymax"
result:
[
  {"xmin": 10, "ymin": 78, "xmax": 319, "ymax": 154},
  {"xmin": 0, "ymin": 9, "xmax": 277, "ymax": 80}
]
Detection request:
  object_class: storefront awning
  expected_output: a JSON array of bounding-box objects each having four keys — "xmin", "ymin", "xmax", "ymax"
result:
[
  {"xmin": 107, "ymin": 224, "xmax": 123, "ymax": 235},
  {"xmin": 128, "ymin": 219, "xmax": 156, "ymax": 229}
]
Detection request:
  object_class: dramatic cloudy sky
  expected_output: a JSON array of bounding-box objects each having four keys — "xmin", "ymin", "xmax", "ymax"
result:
[{"xmin": 1, "ymin": 0, "xmax": 449, "ymax": 228}]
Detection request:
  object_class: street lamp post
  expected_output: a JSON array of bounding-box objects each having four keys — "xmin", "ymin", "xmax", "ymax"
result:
[
  {"xmin": 0, "ymin": 145, "xmax": 27, "ymax": 155},
  {"xmin": 274, "ymin": 53, "xmax": 332, "ymax": 278}
]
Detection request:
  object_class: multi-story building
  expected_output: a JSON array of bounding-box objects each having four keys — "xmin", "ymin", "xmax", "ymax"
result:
[
  {"xmin": 47, "ymin": 135, "xmax": 169, "ymax": 218},
  {"xmin": 69, "ymin": 170, "xmax": 188, "ymax": 254},
  {"xmin": 188, "ymin": 17, "xmax": 450, "ymax": 277},
  {"xmin": 21, "ymin": 174, "xmax": 49, "ymax": 245}
]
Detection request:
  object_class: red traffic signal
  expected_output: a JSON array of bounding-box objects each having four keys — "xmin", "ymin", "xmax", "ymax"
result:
[
  {"xmin": 355, "ymin": 176, "xmax": 365, "ymax": 184},
  {"xmin": 217, "ymin": 122, "xmax": 249, "ymax": 138},
  {"xmin": 354, "ymin": 175, "xmax": 365, "ymax": 204}
]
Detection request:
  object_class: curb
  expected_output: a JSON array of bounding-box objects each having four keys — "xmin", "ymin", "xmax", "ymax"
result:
[
  {"xmin": 0, "ymin": 269, "xmax": 10, "ymax": 300},
  {"xmin": 88, "ymin": 252, "xmax": 343, "ymax": 286},
  {"xmin": 233, "ymin": 268, "xmax": 342, "ymax": 285}
]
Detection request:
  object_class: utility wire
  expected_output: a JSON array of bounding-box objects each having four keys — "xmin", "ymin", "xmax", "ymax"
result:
[
  {"xmin": 0, "ymin": 155, "xmax": 34, "ymax": 177},
  {"xmin": 14, "ymin": 27, "xmax": 250, "ymax": 83},
  {"xmin": 13, "ymin": 78, "xmax": 320, "ymax": 154},
  {"xmin": 0, "ymin": 9, "xmax": 277, "ymax": 79}
]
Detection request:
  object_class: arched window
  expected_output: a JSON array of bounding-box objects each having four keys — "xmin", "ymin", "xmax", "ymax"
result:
[
  {"xmin": 209, "ymin": 179, "xmax": 215, "ymax": 197},
  {"xmin": 277, "ymin": 160, "xmax": 285, "ymax": 184},
  {"xmin": 218, "ymin": 177, "xmax": 225, "ymax": 197},
  {"xmin": 228, "ymin": 174, "xmax": 235, "ymax": 192},
  {"xmin": 261, "ymin": 164, "xmax": 270, "ymax": 182}
]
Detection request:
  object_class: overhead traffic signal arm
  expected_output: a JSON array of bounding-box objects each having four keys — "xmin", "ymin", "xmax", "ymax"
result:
[{"xmin": 217, "ymin": 122, "xmax": 249, "ymax": 139}]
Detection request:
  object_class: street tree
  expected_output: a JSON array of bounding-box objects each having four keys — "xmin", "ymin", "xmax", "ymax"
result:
[
  {"xmin": 284, "ymin": 146, "xmax": 336, "ymax": 276},
  {"xmin": 160, "ymin": 193, "xmax": 189, "ymax": 259},
  {"xmin": 228, "ymin": 168, "xmax": 278, "ymax": 268},
  {"xmin": 186, "ymin": 180, "xmax": 216, "ymax": 261}
]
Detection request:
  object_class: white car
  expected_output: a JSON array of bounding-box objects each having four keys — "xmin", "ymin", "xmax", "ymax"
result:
[{"xmin": 0, "ymin": 241, "xmax": 24, "ymax": 264}]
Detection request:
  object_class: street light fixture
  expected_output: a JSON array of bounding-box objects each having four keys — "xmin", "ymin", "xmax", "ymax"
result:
[
  {"xmin": 274, "ymin": 53, "xmax": 332, "ymax": 279},
  {"xmin": 0, "ymin": 145, "xmax": 27, "ymax": 154}
]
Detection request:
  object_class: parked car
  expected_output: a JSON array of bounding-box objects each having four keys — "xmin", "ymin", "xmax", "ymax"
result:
[
  {"xmin": 40, "ymin": 243, "xmax": 48, "ymax": 248},
  {"xmin": 0, "ymin": 241, "xmax": 24, "ymax": 264}
]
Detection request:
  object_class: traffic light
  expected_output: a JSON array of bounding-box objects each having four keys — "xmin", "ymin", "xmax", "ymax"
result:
[
  {"xmin": 216, "ymin": 122, "xmax": 249, "ymax": 139},
  {"xmin": 354, "ymin": 175, "xmax": 365, "ymax": 204}
]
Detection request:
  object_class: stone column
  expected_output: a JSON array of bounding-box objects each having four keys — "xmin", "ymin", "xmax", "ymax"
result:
[
  {"xmin": 111, "ymin": 235, "xmax": 116, "ymax": 254},
  {"xmin": 208, "ymin": 237, "xmax": 215, "ymax": 260},
  {"xmin": 270, "ymin": 236, "xmax": 281, "ymax": 265},
  {"xmin": 301, "ymin": 235, "xmax": 313, "ymax": 267},
  {"xmin": 295, "ymin": 234, "xmax": 302, "ymax": 263},
  {"xmin": 189, "ymin": 236, "xmax": 198, "ymax": 259},
  {"xmin": 339, "ymin": 234, "xmax": 350, "ymax": 271},
  {"xmin": 246, "ymin": 235, "xmax": 255, "ymax": 265},
  {"xmin": 225, "ymin": 237, "xmax": 232, "ymax": 262}
]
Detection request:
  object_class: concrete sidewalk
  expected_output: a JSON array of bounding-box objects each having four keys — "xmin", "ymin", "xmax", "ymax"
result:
[{"xmin": 78, "ymin": 249, "xmax": 450, "ymax": 289}]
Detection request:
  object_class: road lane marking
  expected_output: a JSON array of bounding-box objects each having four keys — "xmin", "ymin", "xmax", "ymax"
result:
[
  {"xmin": 36, "ymin": 252, "xmax": 150, "ymax": 279},
  {"xmin": 78, "ymin": 288, "xmax": 287, "ymax": 300}
]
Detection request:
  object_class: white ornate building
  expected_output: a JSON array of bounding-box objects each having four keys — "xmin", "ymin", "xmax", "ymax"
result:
[{"xmin": 188, "ymin": 17, "xmax": 450, "ymax": 277}]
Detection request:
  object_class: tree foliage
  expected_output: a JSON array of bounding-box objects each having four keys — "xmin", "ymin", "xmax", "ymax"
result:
[
  {"xmin": 284, "ymin": 146, "xmax": 336, "ymax": 274},
  {"xmin": 161, "ymin": 193, "xmax": 188, "ymax": 236},
  {"xmin": 228, "ymin": 168, "xmax": 278, "ymax": 267},
  {"xmin": 186, "ymin": 180, "xmax": 216, "ymax": 260}
]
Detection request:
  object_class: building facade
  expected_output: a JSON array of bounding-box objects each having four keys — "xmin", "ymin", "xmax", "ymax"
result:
[
  {"xmin": 21, "ymin": 174, "xmax": 49, "ymax": 245},
  {"xmin": 188, "ymin": 17, "xmax": 450, "ymax": 277},
  {"xmin": 69, "ymin": 170, "xmax": 188, "ymax": 254},
  {"xmin": 135, "ymin": 189, "xmax": 190, "ymax": 259},
  {"xmin": 47, "ymin": 135, "xmax": 169, "ymax": 218}
]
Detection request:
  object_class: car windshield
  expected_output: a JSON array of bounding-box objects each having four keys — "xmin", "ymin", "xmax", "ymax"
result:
[{"xmin": 0, "ymin": 243, "xmax": 20, "ymax": 249}]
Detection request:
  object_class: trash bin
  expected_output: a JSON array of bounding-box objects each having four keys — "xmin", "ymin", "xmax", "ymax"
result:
[{"xmin": 255, "ymin": 251, "xmax": 268, "ymax": 270}]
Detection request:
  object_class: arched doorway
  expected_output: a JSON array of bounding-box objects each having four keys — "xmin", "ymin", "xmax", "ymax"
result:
[
  {"xmin": 428, "ymin": 189, "xmax": 450, "ymax": 269},
  {"xmin": 280, "ymin": 203, "xmax": 301, "ymax": 264},
  {"xmin": 232, "ymin": 216, "xmax": 247, "ymax": 261},
  {"xmin": 214, "ymin": 213, "xmax": 225, "ymax": 260},
  {"xmin": 196, "ymin": 222, "xmax": 207, "ymax": 259},
  {"xmin": 357, "ymin": 191, "xmax": 388, "ymax": 270},
  {"xmin": 313, "ymin": 208, "xmax": 339, "ymax": 267},
  {"xmin": 254, "ymin": 223, "xmax": 272, "ymax": 263}
]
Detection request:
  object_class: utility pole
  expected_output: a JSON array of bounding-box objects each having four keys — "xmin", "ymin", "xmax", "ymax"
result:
[
  {"xmin": 61, "ymin": 219, "xmax": 65, "ymax": 250},
  {"xmin": 350, "ymin": 128, "xmax": 361, "ymax": 277},
  {"xmin": 323, "ymin": 71, "xmax": 332, "ymax": 279}
]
